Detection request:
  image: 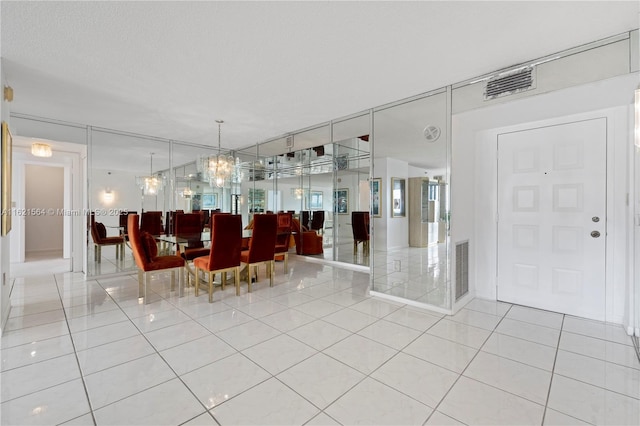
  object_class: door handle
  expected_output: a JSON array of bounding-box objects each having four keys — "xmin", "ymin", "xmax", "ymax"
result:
[{"xmin": 590, "ymin": 231, "xmax": 600, "ymax": 238}]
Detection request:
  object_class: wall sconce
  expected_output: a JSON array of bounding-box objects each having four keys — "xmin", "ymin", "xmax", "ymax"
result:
[
  {"xmin": 103, "ymin": 188, "xmax": 114, "ymax": 204},
  {"xmin": 31, "ymin": 142, "xmax": 52, "ymax": 158}
]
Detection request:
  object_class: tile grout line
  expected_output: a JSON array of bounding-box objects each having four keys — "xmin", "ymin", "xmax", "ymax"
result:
[{"xmin": 53, "ymin": 273, "xmax": 98, "ymax": 426}]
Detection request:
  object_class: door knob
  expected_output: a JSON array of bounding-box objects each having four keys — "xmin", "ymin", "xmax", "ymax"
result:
[
  {"xmin": 592, "ymin": 217, "xmax": 600, "ymax": 222},
  {"xmin": 590, "ymin": 231, "xmax": 600, "ymax": 238}
]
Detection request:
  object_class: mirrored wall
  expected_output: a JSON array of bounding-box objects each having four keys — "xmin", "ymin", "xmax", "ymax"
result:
[{"xmin": 371, "ymin": 90, "xmax": 451, "ymax": 311}]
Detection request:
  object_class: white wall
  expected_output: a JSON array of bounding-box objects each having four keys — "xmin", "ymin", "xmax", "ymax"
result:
[
  {"xmin": 0, "ymin": 60, "xmax": 11, "ymax": 333},
  {"xmin": 25, "ymin": 164, "xmax": 63, "ymax": 254},
  {"xmin": 451, "ymin": 73, "xmax": 638, "ymax": 324}
]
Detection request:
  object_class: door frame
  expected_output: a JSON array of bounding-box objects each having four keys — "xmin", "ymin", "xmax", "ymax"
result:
[
  {"xmin": 495, "ymin": 118, "xmax": 608, "ymax": 320},
  {"xmin": 470, "ymin": 105, "xmax": 631, "ymax": 324},
  {"xmin": 10, "ymin": 138, "xmax": 86, "ymax": 273}
]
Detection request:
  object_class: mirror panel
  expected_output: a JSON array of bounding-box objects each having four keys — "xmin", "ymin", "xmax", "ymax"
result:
[
  {"xmin": 371, "ymin": 91, "xmax": 450, "ymax": 309},
  {"xmin": 88, "ymin": 129, "xmax": 170, "ymax": 276}
]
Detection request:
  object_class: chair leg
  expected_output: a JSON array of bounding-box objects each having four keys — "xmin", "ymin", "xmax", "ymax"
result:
[
  {"xmin": 144, "ymin": 271, "xmax": 151, "ymax": 304},
  {"xmin": 353, "ymin": 241, "xmax": 357, "ymax": 255},
  {"xmin": 247, "ymin": 265, "xmax": 253, "ymax": 293},
  {"xmin": 221, "ymin": 272, "xmax": 226, "ymax": 291},
  {"xmin": 179, "ymin": 267, "xmax": 185, "ymax": 297},
  {"xmin": 283, "ymin": 253, "xmax": 288, "ymax": 274},
  {"xmin": 96, "ymin": 244, "xmax": 101, "ymax": 263},
  {"xmin": 137, "ymin": 270, "xmax": 144, "ymax": 299},
  {"xmin": 208, "ymin": 271, "xmax": 214, "ymax": 303},
  {"xmin": 194, "ymin": 267, "xmax": 200, "ymax": 296},
  {"xmin": 269, "ymin": 260, "xmax": 274, "ymax": 287},
  {"xmin": 235, "ymin": 267, "xmax": 240, "ymax": 296},
  {"xmin": 170, "ymin": 270, "xmax": 176, "ymax": 292}
]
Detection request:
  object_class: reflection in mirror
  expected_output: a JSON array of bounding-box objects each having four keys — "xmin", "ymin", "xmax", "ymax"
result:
[
  {"xmin": 88, "ymin": 129, "xmax": 170, "ymax": 276},
  {"xmin": 371, "ymin": 91, "xmax": 450, "ymax": 309}
]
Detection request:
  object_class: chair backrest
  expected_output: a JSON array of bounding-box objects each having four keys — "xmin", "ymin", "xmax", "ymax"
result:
[
  {"xmin": 119, "ymin": 211, "xmax": 137, "ymax": 235},
  {"xmin": 128, "ymin": 214, "xmax": 150, "ymax": 270},
  {"xmin": 300, "ymin": 211, "xmax": 311, "ymax": 229},
  {"xmin": 310, "ymin": 210, "xmax": 325, "ymax": 231},
  {"xmin": 276, "ymin": 212, "xmax": 293, "ymax": 249},
  {"xmin": 90, "ymin": 220, "xmax": 107, "ymax": 243},
  {"xmin": 175, "ymin": 213, "xmax": 204, "ymax": 248},
  {"xmin": 208, "ymin": 214, "xmax": 242, "ymax": 270},
  {"xmin": 351, "ymin": 211, "xmax": 370, "ymax": 241},
  {"xmin": 140, "ymin": 211, "xmax": 163, "ymax": 235},
  {"xmin": 247, "ymin": 213, "xmax": 278, "ymax": 263}
]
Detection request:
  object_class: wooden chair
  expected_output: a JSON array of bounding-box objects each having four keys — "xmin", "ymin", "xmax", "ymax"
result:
[
  {"xmin": 351, "ymin": 211, "xmax": 370, "ymax": 255},
  {"xmin": 90, "ymin": 214, "xmax": 125, "ymax": 263},
  {"xmin": 240, "ymin": 214, "xmax": 277, "ymax": 292},
  {"xmin": 128, "ymin": 214, "xmax": 185, "ymax": 304},
  {"xmin": 274, "ymin": 212, "xmax": 293, "ymax": 273},
  {"xmin": 193, "ymin": 214, "xmax": 242, "ymax": 301}
]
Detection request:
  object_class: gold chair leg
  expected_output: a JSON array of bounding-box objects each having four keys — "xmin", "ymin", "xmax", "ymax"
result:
[
  {"xmin": 179, "ymin": 267, "xmax": 185, "ymax": 297},
  {"xmin": 269, "ymin": 260, "xmax": 274, "ymax": 287},
  {"xmin": 283, "ymin": 253, "xmax": 288, "ymax": 274},
  {"xmin": 235, "ymin": 267, "xmax": 240, "ymax": 296},
  {"xmin": 96, "ymin": 245, "xmax": 101, "ymax": 263},
  {"xmin": 194, "ymin": 267, "xmax": 200, "ymax": 296},
  {"xmin": 137, "ymin": 270, "xmax": 144, "ymax": 299},
  {"xmin": 208, "ymin": 271, "xmax": 214, "ymax": 303},
  {"xmin": 144, "ymin": 271, "xmax": 151, "ymax": 304},
  {"xmin": 247, "ymin": 265, "xmax": 253, "ymax": 293},
  {"xmin": 170, "ymin": 270, "xmax": 176, "ymax": 292},
  {"xmin": 221, "ymin": 272, "xmax": 227, "ymax": 291}
]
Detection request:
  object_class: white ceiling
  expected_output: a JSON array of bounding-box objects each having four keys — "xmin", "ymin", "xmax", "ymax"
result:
[{"xmin": 2, "ymin": 1, "xmax": 638, "ymax": 152}]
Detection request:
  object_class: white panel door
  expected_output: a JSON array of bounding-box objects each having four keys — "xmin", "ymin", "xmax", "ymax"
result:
[{"xmin": 497, "ymin": 118, "xmax": 606, "ymax": 320}]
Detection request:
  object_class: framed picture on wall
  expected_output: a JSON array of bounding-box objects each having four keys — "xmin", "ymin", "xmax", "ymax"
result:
[
  {"xmin": 1, "ymin": 122, "xmax": 12, "ymax": 236},
  {"xmin": 391, "ymin": 177, "xmax": 405, "ymax": 218},
  {"xmin": 371, "ymin": 178, "xmax": 381, "ymax": 217},
  {"xmin": 202, "ymin": 193, "xmax": 218, "ymax": 209},
  {"xmin": 334, "ymin": 188, "xmax": 348, "ymax": 214}
]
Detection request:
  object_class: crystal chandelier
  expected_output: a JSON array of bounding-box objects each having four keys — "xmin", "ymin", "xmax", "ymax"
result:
[
  {"xmin": 136, "ymin": 153, "xmax": 166, "ymax": 195},
  {"xmin": 198, "ymin": 120, "xmax": 235, "ymax": 188}
]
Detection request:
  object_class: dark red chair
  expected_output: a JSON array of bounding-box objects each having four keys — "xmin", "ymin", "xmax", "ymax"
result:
[
  {"xmin": 193, "ymin": 214, "xmax": 242, "ymax": 301},
  {"xmin": 174, "ymin": 213, "xmax": 209, "ymax": 261},
  {"xmin": 310, "ymin": 210, "xmax": 325, "ymax": 234},
  {"xmin": 274, "ymin": 212, "xmax": 293, "ymax": 273},
  {"xmin": 291, "ymin": 218, "xmax": 323, "ymax": 255},
  {"xmin": 351, "ymin": 211, "xmax": 370, "ymax": 255},
  {"xmin": 240, "ymin": 214, "xmax": 277, "ymax": 292},
  {"xmin": 140, "ymin": 211, "xmax": 164, "ymax": 235},
  {"xmin": 128, "ymin": 214, "xmax": 185, "ymax": 304},
  {"xmin": 90, "ymin": 214, "xmax": 125, "ymax": 263}
]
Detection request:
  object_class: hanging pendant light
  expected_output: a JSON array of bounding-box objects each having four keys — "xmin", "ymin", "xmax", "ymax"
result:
[
  {"xmin": 136, "ymin": 152, "xmax": 166, "ymax": 195},
  {"xmin": 198, "ymin": 120, "xmax": 234, "ymax": 188},
  {"xmin": 31, "ymin": 142, "xmax": 52, "ymax": 157}
]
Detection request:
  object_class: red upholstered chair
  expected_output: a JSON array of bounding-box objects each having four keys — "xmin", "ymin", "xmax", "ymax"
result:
[
  {"xmin": 310, "ymin": 210, "xmax": 325, "ymax": 234},
  {"xmin": 351, "ymin": 211, "xmax": 370, "ymax": 255},
  {"xmin": 90, "ymin": 215, "xmax": 125, "ymax": 263},
  {"xmin": 274, "ymin": 212, "xmax": 293, "ymax": 273},
  {"xmin": 300, "ymin": 211, "xmax": 311, "ymax": 229},
  {"xmin": 291, "ymin": 219, "xmax": 323, "ymax": 255},
  {"xmin": 128, "ymin": 214, "xmax": 185, "ymax": 304},
  {"xmin": 140, "ymin": 211, "xmax": 164, "ymax": 235},
  {"xmin": 193, "ymin": 214, "xmax": 242, "ymax": 302},
  {"xmin": 240, "ymin": 214, "xmax": 277, "ymax": 292},
  {"xmin": 174, "ymin": 213, "xmax": 209, "ymax": 261}
]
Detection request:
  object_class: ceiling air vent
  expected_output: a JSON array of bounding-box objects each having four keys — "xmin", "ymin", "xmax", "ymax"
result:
[{"xmin": 484, "ymin": 66, "xmax": 535, "ymax": 100}]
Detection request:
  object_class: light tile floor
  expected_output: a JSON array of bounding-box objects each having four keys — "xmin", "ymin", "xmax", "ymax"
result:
[{"xmin": 1, "ymin": 258, "xmax": 639, "ymax": 425}]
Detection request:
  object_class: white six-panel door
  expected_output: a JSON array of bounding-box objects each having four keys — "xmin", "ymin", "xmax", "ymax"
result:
[{"xmin": 497, "ymin": 118, "xmax": 607, "ymax": 321}]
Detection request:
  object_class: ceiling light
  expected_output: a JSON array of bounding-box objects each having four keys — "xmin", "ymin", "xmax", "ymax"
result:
[
  {"xmin": 136, "ymin": 153, "xmax": 166, "ymax": 195},
  {"xmin": 198, "ymin": 120, "xmax": 234, "ymax": 188},
  {"xmin": 31, "ymin": 142, "xmax": 52, "ymax": 157}
]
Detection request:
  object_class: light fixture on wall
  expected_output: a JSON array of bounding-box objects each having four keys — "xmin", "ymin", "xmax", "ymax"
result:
[
  {"xmin": 31, "ymin": 142, "xmax": 52, "ymax": 157},
  {"xmin": 103, "ymin": 188, "xmax": 114, "ymax": 204},
  {"xmin": 198, "ymin": 120, "xmax": 234, "ymax": 188},
  {"xmin": 136, "ymin": 152, "xmax": 165, "ymax": 195}
]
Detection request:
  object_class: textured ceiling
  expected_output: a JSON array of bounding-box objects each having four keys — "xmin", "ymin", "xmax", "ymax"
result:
[{"xmin": 2, "ymin": 1, "xmax": 638, "ymax": 151}]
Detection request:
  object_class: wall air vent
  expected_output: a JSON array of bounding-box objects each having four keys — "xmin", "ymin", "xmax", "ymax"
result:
[
  {"xmin": 455, "ymin": 240, "xmax": 469, "ymax": 301},
  {"xmin": 484, "ymin": 66, "xmax": 535, "ymax": 100}
]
